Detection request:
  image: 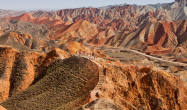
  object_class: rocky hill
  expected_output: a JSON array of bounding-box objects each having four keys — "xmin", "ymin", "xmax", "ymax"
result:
[{"xmin": 109, "ymin": 20, "xmax": 187, "ymax": 54}]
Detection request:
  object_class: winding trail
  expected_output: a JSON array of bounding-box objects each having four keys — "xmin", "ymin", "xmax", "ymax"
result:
[
  {"xmin": 126, "ymin": 49, "xmax": 187, "ymax": 67},
  {"xmin": 92, "ymin": 45, "xmax": 187, "ymax": 67}
]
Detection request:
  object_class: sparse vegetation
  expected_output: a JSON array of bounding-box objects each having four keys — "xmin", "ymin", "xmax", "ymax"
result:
[{"xmin": 2, "ymin": 56, "xmax": 99, "ymax": 110}]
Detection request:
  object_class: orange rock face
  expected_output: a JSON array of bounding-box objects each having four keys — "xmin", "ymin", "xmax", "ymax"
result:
[
  {"xmin": 0, "ymin": 47, "xmax": 18, "ymax": 102},
  {"xmin": 98, "ymin": 65, "xmax": 186, "ymax": 109}
]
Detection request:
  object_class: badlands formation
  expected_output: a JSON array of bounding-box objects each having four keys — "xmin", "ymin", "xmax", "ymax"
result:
[{"xmin": 0, "ymin": 0, "xmax": 186, "ymax": 109}]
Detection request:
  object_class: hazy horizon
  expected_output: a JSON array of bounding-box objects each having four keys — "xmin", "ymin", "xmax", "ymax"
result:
[{"xmin": 0, "ymin": 0, "xmax": 174, "ymax": 10}]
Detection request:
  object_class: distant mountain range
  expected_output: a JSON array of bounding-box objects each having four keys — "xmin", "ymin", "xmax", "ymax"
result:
[
  {"xmin": 0, "ymin": 0, "xmax": 185, "ymax": 55},
  {"xmin": 0, "ymin": 9, "xmax": 25, "ymax": 18}
]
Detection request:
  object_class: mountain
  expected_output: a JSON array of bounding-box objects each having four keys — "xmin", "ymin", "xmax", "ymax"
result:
[
  {"xmin": 7, "ymin": 11, "xmax": 187, "ymax": 57},
  {"xmin": 39, "ymin": 0, "xmax": 187, "ymax": 30},
  {"xmin": 0, "ymin": 9, "xmax": 24, "ymax": 18},
  {"xmin": 4, "ymin": 0, "xmax": 185, "ymax": 52}
]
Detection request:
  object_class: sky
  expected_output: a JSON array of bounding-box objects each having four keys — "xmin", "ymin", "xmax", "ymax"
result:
[{"xmin": 0, "ymin": 0, "xmax": 174, "ymax": 10}]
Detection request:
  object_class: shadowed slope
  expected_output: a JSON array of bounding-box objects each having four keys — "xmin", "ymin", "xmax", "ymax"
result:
[{"xmin": 2, "ymin": 56, "xmax": 99, "ymax": 110}]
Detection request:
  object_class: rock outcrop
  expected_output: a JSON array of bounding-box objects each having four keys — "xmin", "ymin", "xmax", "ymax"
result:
[{"xmin": 95, "ymin": 64, "xmax": 187, "ymax": 110}]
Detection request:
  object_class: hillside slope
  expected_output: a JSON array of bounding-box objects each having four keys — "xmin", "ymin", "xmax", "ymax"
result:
[{"xmin": 2, "ymin": 56, "xmax": 99, "ymax": 110}]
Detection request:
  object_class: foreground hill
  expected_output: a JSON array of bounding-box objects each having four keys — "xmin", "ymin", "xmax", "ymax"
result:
[{"xmin": 0, "ymin": 46, "xmax": 186, "ymax": 109}]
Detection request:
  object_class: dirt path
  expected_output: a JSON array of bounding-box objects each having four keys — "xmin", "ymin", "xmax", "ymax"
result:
[{"xmin": 94, "ymin": 46, "xmax": 187, "ymax": 67}]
